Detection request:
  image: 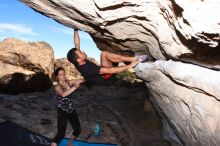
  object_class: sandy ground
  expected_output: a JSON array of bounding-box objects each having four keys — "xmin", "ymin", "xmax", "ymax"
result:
[{"xmin": 0, "ymin": 81, "xmax": 170, "ymax": 146}]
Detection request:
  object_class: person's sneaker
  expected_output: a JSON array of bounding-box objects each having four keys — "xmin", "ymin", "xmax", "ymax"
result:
[{"xmin": 135, "ymin": 54, "xmax": 148, "ymax": 62}]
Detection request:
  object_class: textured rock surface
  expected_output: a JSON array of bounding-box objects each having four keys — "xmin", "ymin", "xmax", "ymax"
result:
[
  {"xmin": 21, "ymin": 0, "xmax": 220, "ymax": 145},
  {"xmin": 135, "ymin": 61, "xmax": 220, "ymax": 146},
  {"xmin": 0, "ymin": 38, "xmax": 54, "ymax": 94},
  {"xmin": 22, "ymin": 0, "xmax": 220, "ymax": 69}
]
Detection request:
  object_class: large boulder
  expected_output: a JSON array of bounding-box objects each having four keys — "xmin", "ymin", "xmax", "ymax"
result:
[
  {"xmin": 21, "ymin": 0, "xmax": 220, "ymax": 145},
  {"xmin": 21, "ymin": 0, "xmax": 220, "ymax": 68},
  {"xmin": 135, "ymin": 61, "xmax": 220, "ymax": 146},
  {"xmin": 0, "ymin": 38, "xmax": 54, "ymax": 94},
  {"xmin": 54, "ymin": 58, "xmax": 82, "ymax": 81}
]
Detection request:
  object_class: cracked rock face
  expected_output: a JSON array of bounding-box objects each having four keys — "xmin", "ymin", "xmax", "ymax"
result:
[
  {"xmin": 22, "ymin": 0, "xmax": 220, "ymax": 69},
  {"xmin": 21, "ymin": 0, "xmax": 220, "ymax": 145},
  {"xmin": 135, "ymin": 61, "xmax": 220, "ymax": 146}
]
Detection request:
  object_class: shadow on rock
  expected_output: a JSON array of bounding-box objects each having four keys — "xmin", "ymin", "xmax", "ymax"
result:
[{"xmin": 0, "ymin": 72, "xmax": 52, "ymax": 95}]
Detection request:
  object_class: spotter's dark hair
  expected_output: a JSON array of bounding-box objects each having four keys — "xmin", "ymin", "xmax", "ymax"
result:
[
  {"xmin": 54, "ymin": 67, "xmax": 65, "ymax": 77},
  {"xmin": 51, "ymin": 67, "xmax": 65, "ymax": 82}
]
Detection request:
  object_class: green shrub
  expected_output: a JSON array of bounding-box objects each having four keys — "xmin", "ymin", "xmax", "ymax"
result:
[{"xmin": 116, "ymin": 71, "xmax": 137, "ymax": 82}]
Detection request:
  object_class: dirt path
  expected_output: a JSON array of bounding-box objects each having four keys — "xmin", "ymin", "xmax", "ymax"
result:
[
  {"xmin": 74, "ymin": 82, "xmax": 170, "ymax": 146},
  {"xmin": 0, "ymin": 81, "xmax": 170, "ymax": 146}
]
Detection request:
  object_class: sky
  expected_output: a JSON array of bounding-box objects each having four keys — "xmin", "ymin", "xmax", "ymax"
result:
[{"xmin": 0, "ymin": 0, "xmax": 101, "ymax": 61}]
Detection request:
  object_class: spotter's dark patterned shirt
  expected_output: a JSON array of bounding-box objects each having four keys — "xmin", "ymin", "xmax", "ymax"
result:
[{"xmin": 57, "ymin": 82, "xmax": 75, "ymax": 113}]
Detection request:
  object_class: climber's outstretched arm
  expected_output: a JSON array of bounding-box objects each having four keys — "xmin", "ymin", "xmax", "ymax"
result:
[{"xmin": 74, "ymin": 29, "xmax": 80, "ymax": 50}]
